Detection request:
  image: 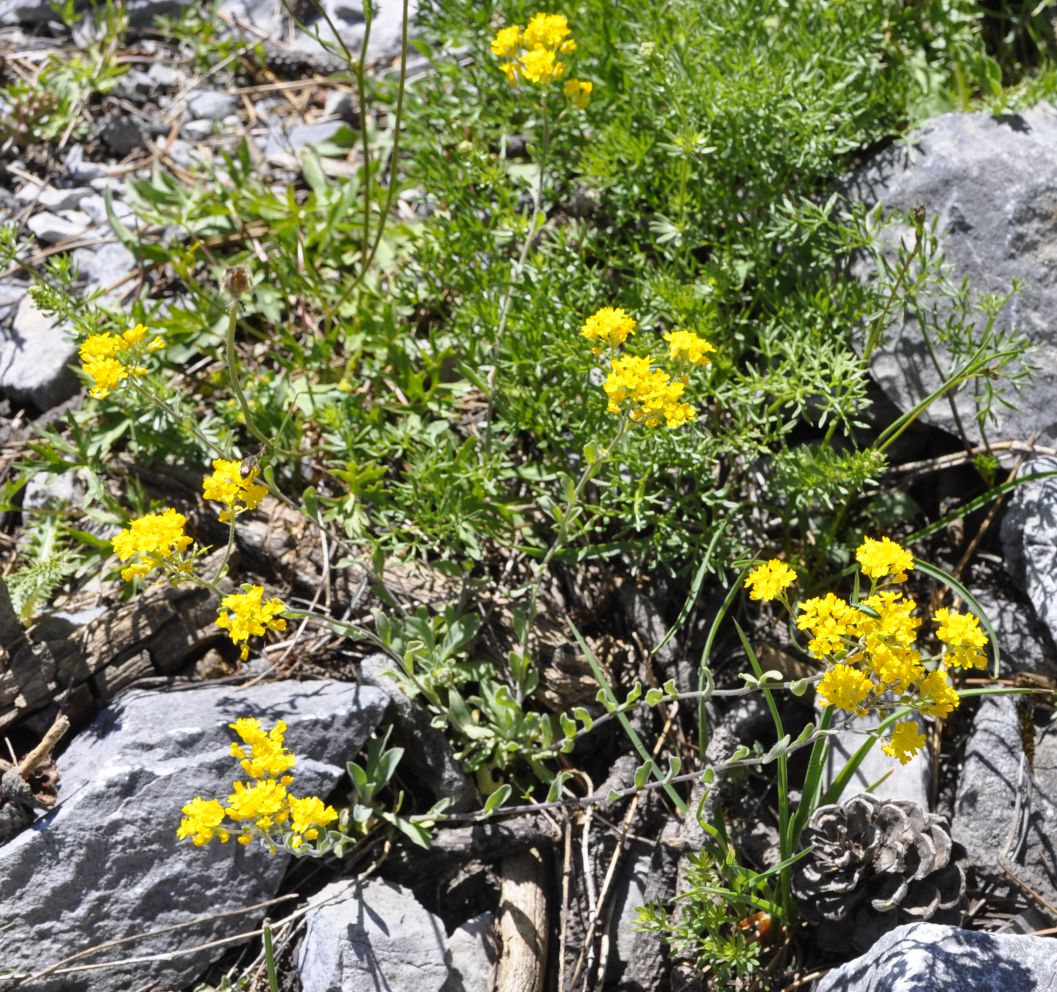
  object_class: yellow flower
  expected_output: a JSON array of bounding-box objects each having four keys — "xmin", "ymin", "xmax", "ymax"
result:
[
  {"xmin": 932, "ymin": 608, "xmax": 988, "ymax": 650},
  {"xmin": 490, "ymin": 24, "xmax": 521, "ymax": 58},
  {"xmin": 523, "ymin": 12, "xmax": 573, "ymax": 51},
  {"xmin": 602, "ymin": 354, "xmax": 696, "ymax": 428},
  {"xmin": 225, "ymin": 778, "xmax": 290, "ymax": 830},
  {"xmin": 865, "ymin": 641, "xmax": 924, "ymax": 694},
  {"xmin": 121, "ymin": 323, "xmax": 148, "ymax": 346},
  {"xmin": 817, "ymin": 664, "xmax": 874, "ymax": 713},
  {"xmin": 82, "ymin": 356, "xmax": 129, "ymax": 399},
  {"xmin": 288, "ymin": 794, "xmax": 339, "ymax": 842},
  {"xmin": 229, "ymin": 717, "xmax": 297, "ymax": 780},
  {"xmin": 177, "ymin": 797, "xmax": 230, "ymax": 846},
  {"xmin": 663, "ymin": 329, "xmax": 715, "ymax": 366},
  {"xmin": 883, "ymin": 720, "xmax": 926, "ymax": 765},
  {"xmin": 112, "ymin": 507, "xmax": 193, "ymax": 582},
  {"xmin": 216, "ymin": 585, "xmax": 287, "ymax": 661},
  {"xmin": 581, "ymin": 306, "xmax": 636, "ymax": 354},
  {"xmin": 520, "ymin": 46, "xmax": 565, "ymax": 85},
  {"xmin": 202, "ymin": 458, "xmax": 268, "ymax": 522},
  {"xmin": 79, "ymin": 332, "xmax": 124, "ymax": 364},
  {"xmin": 917, "ymin": 668, "xmax": 959, "ymax": 719},
  {"xmin": 797, "ymin": 593, "xmax": 855, "ymax": 656},
  {"xmin": 744, "ymin": 559, "xmax": 797, "ymax": 602},
  {"xmin": 563, "ymin": 78, "xmax": 592, "ymax": 108},
  {"xmin": 856, "ymin": 536, "xmax": 914, "ymax": 583}
]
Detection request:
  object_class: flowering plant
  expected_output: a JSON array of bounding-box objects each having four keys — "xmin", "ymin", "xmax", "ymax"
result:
[
  {"xmin": 177, "ymin": 718, "xmax": 338, "ymax": 854},
  {"xmin": 745, "ymin": 536, "xmax": 990, "ymax": 765}
]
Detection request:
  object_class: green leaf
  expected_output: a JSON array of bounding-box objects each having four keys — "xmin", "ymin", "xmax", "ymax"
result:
[
  {"xmin": 634, "ymin": 760, "xmax": 651, "ymax": 789},
  {"xmin": 645, "ymin": 688, "xmax": 664, "ymax": 706},
  {"xmin": 480, "ymin": 783, "xmax": 512, "ymax": 818}
]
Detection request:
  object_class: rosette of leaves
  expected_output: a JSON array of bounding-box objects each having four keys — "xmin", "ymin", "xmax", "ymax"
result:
[{"xmin": 792, "ymin": 794, "xmax": 966, "ymax": 951}]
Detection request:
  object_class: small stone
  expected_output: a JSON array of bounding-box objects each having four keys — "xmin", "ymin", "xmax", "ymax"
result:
[
  {"xmin": 0, "ymin": 295, "xmax": 78, "ymax": 411},
  {"xmin": 298, "ymin": 879, "xmax": 448, "ymax": 992},
  {"xmin": 99, "ymin": 117, "xmax": 147, "ymax": 158},
  {"xmin": 263, "ymin": 120, "xmax": 352, "ymax": 160},
  {"xmin": 182, "ymin": 119, "xmax": 215, "ymax": 141},
  {"xmin": 63, "ymin": 145, "xmax": 108, "ymax": 182},
  {"xmin": 147, "ymin": 62, "xmax": 186, "ymax": 89},
  {"xmin": 324, "ymin": 90, "xmax": 361, "ymax": 126},
  {"xmin": 77, "ymin": 193, "xmax": 132, "ymax": 225},
  {"xmin": 26, "ymin": 211, "xmax": 92, "ymax": 245},
  {"xmin": 71, "ymin": 242, "xmax": 138, "ymax": 293},
  {"xmin": 443, "ymin": 913, "xmax": 495, "ymax": 992},
  {"xmin": 15, "ymin": 183, "xmax": 91, "ymax": 212},
  {"xmin": 816, "ymin": 922, "xmax": 1057, "ymax": 991},
  {"xmin": 823, "ymin": 712, "xmax": 930, "ymax": 809},
  {"xmin": 114, "ymin": 68, "xmax": 154, "ymax": 100},
  {"xmin": 188, "ymin": 90, "xmax": 239, "ymax": 119}
]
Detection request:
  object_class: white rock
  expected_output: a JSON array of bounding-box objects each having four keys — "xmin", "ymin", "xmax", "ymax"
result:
[{"xmin": 0, "ymin": 295, "xmax": 78, "ymax": 410}]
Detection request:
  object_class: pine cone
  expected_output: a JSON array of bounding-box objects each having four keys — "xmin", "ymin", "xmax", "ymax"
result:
[{"xmin": 792, "ymin": 794, "xmax": 966, "ymax": 951}]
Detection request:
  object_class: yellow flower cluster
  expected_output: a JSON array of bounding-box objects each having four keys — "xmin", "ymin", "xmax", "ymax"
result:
[
  {"xmin": 664, "ymin": 329, "xmax": 716, "ymax": 367},
  {"xmin": 744, "ymin": 559, "xmax": 797, "ymax": 602},
  {"xmin": 580, "ymin": 306, "xmax": 636, "ymax": 356},
  {"xmin": 202, "ymin": 458, "xmax": 268, "ymax": 523},
  {"xmin": 177, "ymin": 717, "xmax": 338, "ymax": 852},
  {"xmin": 747, "ymin": 536, "xmax": 989, "ymax": 765},
  {"xmin": 603, "ymin": 354, "xmax": 695, "ymax": 428},
  {"xmin": 582, "ymin": 307, "xmax": 713, "ymax": 430},
  {"xmin": 111, "ymin": 508, "xmax": 193, "ymax": 582},
  {"xmin": 215, "ymin": 585, "xmax": 287, "ymax": 661},
  {"xmin": 78, "ymin": 323, "xmax": 163, "ymax": 399},
  {"xmin": 491, "ymin": 12, "xmax": 591, "ymax": 103}
]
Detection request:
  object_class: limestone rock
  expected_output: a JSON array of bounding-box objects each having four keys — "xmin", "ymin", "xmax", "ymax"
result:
[
  {"xmin": 1001, "ymin": 456, "xmax": 1057, "ymax": 651},
  {"xmin": 952, "ymin": 694, "xmax": 1057, "ymax": 908},
  {"xmin": 816, "ymin": 922, "xmax": 1057, "ymax": 991},
  {"xmin": 847, "ymin": 103, "xmax": 1057, "ymax": 446},
  {"xmin": 0, "ymin": 294, "xmax": 79, "ymax": 411},
  {"xmin": 0, "ymin": 679, "xmax": 388, "ymax": 992},
  {"xmin": 298, "ymin": 878, "xmax": 449, "ymax": 992}
]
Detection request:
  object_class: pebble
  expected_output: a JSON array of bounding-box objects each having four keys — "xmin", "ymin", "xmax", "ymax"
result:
[
  {"xmin": 26, "ymin": 211, "xmax": 94, "ymax": 245},
  {"xmin": 188, "ymin": 90, "xmax": 239, "ymax": 119}
]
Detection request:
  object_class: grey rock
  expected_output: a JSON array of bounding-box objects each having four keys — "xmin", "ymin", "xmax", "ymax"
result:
[
  {"xmin": 77, "ymin": 192, "xmax": 132, "ymax": 225},
  {"xmin": 324, "ymin": 89, "xmax": 361, "ymax": 126},
  {"xmin": 823, "ymin": 712, "xmax": 930, "ymax": 809},
  {"xmin": 26, "ymin": 210, "xmax": 93, "ymax": 244},
  {"xmin": 15, "ymin": 182, "xmax": 91, "ymax": 212},
  {"xmin": 182, "ymin": 118, "xmax": 216, "ymax": 141},
  {"xmin": 148, "ymin": 61, "xmax": 187, "ymax": 89},
  {"xmin": 64, "ymin": 144, "xmax": 108, "ymax": 182},
  {"xmin": 608, "ymin": 846, "xmax": 653, "ymax": 971},
  {"xmin": 321, "ymin": 0, "xmax": 418, "ymax": 62},
  {"xmin": 0, "ymin": 679, "xmax": 389, "ymax": 992},
  {"xmin": 0, "ymin": 294, "xmax": 78, "ymax": 410},
  {"xmin": 847, "ymin": 103, "xmax": 1057, "ymax": 446},
  {"xmin": 298, "ymin": 878, "xmax": 449, "ymax": 992},
  {"xmin": 99, "ymin": 116, "xmax": 146, "ymax": 157},
  {"xmin": 816, "ymin": 921, "xmax": 1057, "ymax": 991},
  {"xmin": 71, "ymin": 241, "xmax": 138, "ymax": 293},
  {"xmin": 952, "ymin": 694, "xmax": 1057, "ymax": 907},
  {"xmin": 188, "ymin": 90, "xmax": 239, "ymax": 119},
  {"xmin": 114, "ymin": 68, "xmax": 154, "ymax": 100},
  {"xmin": 262, "ymin": 119, "xmax": 352, "ymax": 160},
  {"xmin": 1001, "ymin": 456, "xmax": 1057, "ymax": 649},
  {"xmin": 443, "ymin": 912, "xmax": 495, "ymax": 992},
  {"xmin": 968, "ymin": 584, "xmax": 1057, "ymax": 679},
  {"xmin": 219, "ymin": 0, "xmax": 281, "ymax": 31}
]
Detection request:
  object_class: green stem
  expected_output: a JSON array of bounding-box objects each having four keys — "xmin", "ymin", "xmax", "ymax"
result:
[{"xmin": 224, "ymin": 300, "xmax": 271, "ymax": 450}]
